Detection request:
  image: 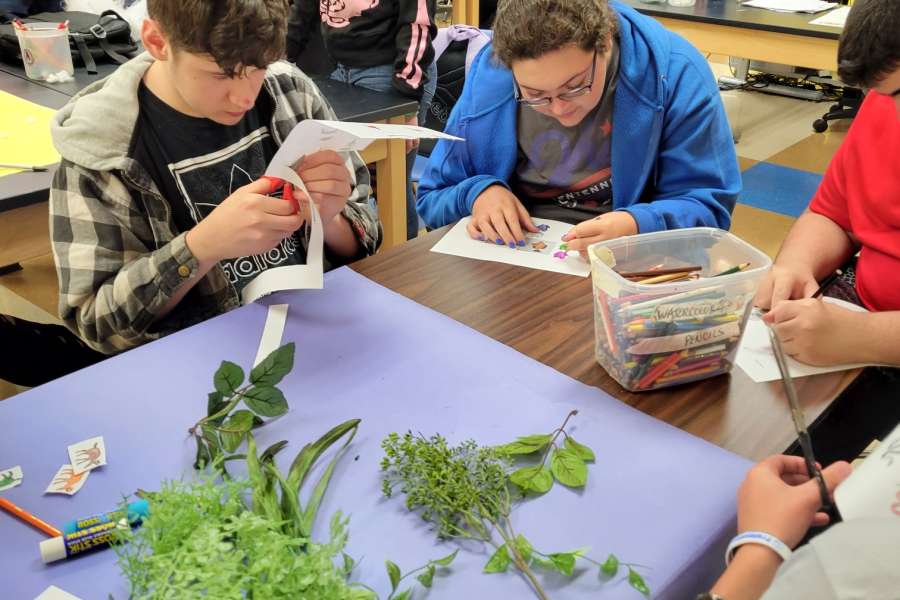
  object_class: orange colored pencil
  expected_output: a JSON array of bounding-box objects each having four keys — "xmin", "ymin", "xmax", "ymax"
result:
[{"xmin": 0, "ymin": 497, "xmax": 61, "ymax": 538}]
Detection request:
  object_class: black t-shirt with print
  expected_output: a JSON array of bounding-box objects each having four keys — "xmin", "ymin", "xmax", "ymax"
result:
[{"xmin": 132, "ymin": 81, "xmax": 303, "ymax": 295}]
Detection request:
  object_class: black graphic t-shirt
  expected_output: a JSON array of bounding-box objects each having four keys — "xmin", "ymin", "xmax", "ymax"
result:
[{"xmin": 133, "ymin": 81, "xmax": 303, "ymax": 295}]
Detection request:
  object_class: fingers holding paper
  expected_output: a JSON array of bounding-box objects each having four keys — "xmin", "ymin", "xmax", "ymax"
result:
[
  {"xmin": 765, "ymin": 298, "xmax": 866, "ymax": 366},
  {"xmin": 293, "ymin": 150, "xmax": 353, "ymax": 224},
  {"xmin": 562, "ymin": 211, "xmax": 638, "ymax": 259},
  {"xmin": 469, "ymin": 185, "xmax": 539, "ymax": 247},
  {"xmin": 754, "ymin": 264, "xmax": 818, "ymax": 310}
]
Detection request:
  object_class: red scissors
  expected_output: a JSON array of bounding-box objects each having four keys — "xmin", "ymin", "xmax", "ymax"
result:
[{"xmin": 259, "ymin": 175, "xmax": 301, "ymax": 213}]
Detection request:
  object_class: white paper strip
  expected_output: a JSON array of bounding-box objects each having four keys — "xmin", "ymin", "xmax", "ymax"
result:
[
  {"xmin": 254, "ymin": 304, "xmax": 289, "ymax": 367},
  {"xmin": 241, "ymin": 165, "xmax": 324, "ymax": 305}
]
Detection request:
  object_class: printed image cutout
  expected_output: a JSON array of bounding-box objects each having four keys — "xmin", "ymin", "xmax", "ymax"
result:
[
  {"xmin": 68, "ymin": 436, "xmax": 107, "ymax": 475},
  {"xmin": 0, "ymin": 465, "xmax": 23, "ymax": 491},
  {"xmin": 45, "ymin": 465, "xmax": 89, "ymax": 496}
]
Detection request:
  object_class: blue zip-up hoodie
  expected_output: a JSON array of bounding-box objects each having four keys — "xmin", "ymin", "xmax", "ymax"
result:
[{"xmin": 416, "ymin": 1, "xmax": 740, "ymax": 234}]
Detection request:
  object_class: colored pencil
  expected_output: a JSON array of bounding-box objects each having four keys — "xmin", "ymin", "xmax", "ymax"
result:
[
  {"xmin": 712, "ymin": 262, "xmax": 751, "ymax": 277},
  {"xmin": 812, "ymin": 269, "xmax": 843, "ymax": 299},
  {"xmin": 617, "ymin": 265, "xmax": 702, "ymax": 279},
  {"xmin": 0, "ymin": 163, "xmax": 48, "ymax": 172},
  {"xmin": 0, "ymin": 497, "xmax": 61, "ymax": 538},
  {"xmin": 637, "ymin": 351, "xmax": 684, "ymax": 389},
  {"xmin": 637, "ymin": 271, "xmax": 694, "ymax": 285}
]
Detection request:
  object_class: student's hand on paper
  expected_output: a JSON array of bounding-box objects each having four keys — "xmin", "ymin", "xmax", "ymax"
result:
[
  {"xmin": 754, "ymin": 264, "xmax": 819, "ymax": 310},
  {"xmin": 764, "ymin": 299, "xmax": 866, "ymax": 366},
  {"xmin": 405, "ymin": 114, "xmax": 419, "ymax": 154},
  {"xmin": 293, "ymin": 150, "xmax": 353, "ymax": 225},
  {"xmin": 737, "ymin": 455, "xmax": 850, "ymax": 549},
  {"xmin": 469, "ymin": 185, "xmax": 540, "ymax": 247},
  {"xmin": 187, "ymin": 178, "xmax": 304, "ymax": 263},
  {"xmin": 562, "ymin": 212, "xmax": 638, "ymax": 259}
]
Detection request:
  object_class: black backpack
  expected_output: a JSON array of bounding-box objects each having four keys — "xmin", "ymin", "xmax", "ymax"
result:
[
  {"xmin": 0, "ymin": 10, "xmax": 138, "ymax": 74},
  {"xmin": 419, "ymin": 38, "xmax": 468, "ymax": 157}
]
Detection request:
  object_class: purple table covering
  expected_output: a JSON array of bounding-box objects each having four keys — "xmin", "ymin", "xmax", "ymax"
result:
[{"xmin": 0, "ymin": 267, "xmax": 751, "ymax": 599}]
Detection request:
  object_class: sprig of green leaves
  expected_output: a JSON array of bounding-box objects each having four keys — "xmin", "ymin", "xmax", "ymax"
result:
[
  {"xmin": 384, "ymin": 549, "xmax": 458, "ymax": 600},
  {"xmin": 190, "ymin": 343, "xmax": 296, "ymax": 469},
  {"xmin": 496, "ymin": 409, "xmax": 596, "ymax": 494}
]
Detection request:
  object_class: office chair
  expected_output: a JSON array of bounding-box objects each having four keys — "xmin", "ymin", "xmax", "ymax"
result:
[
  {"xmin": 813, "ymin": 87, "xmax": 863, "ymax": 132},
  {"xmin": 812, "ymin": 0, "xmax": 861, "ymax": 133}
]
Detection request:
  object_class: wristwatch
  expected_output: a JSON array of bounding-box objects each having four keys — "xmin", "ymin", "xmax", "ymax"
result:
[{"xmin": 695, "ymin": 594, "xmax": 726, "ymax": 600}]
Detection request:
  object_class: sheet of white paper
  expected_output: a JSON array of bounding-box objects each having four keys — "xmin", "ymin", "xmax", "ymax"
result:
[
  {"xmin": 242, "ymin": 164, "xmax": 324, "ymax": 304},
  {"xmin": 0, "ymin": 465, "xmax": 23, "ymax": 491},
  {"xmin": 34, "ymin": 586, "xmax": 83, "ymax": 600},
  {"xmin": 809, "ymin": 4, "xmax": 850, "ymax": 27},
  {"xmin": 269, "ymin": 119, "xmax": 462, "ymax": 175},
  {"xmin": 836, "ymin": 423, "xmax": 900, "ymax": 520},
  {"xmin": 743, "ymin": 0, "xmax": 836, "ymax": 13},
  {"xmin": 67, "ymin": 436, "xmax": 106, "ymax": 475},
  {"xmin": 430, "ymin": 217, "xmax": 591, "ymax": 277},
  {"xmin": 44, "ymin": 464, "xmax": 89, "ymax": 496},
  {"xmin": 735, "ymin": 297, "xmax": 872, "ymax": 383},
  {"xmin": 254, "ymin": 304, "xmax": 289, "ymax": 367}
]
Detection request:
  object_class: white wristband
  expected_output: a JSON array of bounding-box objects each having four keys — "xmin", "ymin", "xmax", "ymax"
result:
[{"xmin": 725, "ymin": 531, "xmax": 792, "ymax": 566}]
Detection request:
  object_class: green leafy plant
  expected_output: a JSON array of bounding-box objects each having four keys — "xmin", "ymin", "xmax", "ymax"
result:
[
  {"xmin": 189, "ymin": 343, "xmax": 296, "ymax": 469},
  {"xmin": 119, "ymin": 343, "xmax": 454, "ymax": 599},
  {"xmin": 498, "ymin": 410, "xmax": 595, "ymax": 494},
  {"xmin": 380, "ymin": 412, "xmax": 650, "ymax": 599},
  {"xmin": 116, "ymin": 474, "xmax": 375, "ymax": 599}
]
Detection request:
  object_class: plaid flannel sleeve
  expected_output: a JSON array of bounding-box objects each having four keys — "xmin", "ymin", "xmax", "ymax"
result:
[{"xmin": 50, "ymin": 161, "xmax": 199, "ymax": 354}]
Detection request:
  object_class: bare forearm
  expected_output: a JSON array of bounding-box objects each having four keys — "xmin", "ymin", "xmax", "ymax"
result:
[
  {"xmin": 775, "ymin": 210, "xmax": 856, "ymax": 280},
  {"xmin": 855, "ymin": 311, "xmax": 900, "ymax": 365},
  {"xmin": 323, "ymin": 213, "xmax": 361, "ymax": 257},
  {"xmin": 710, "ymin": 546, "xmax": 783, "ymax": 600}
]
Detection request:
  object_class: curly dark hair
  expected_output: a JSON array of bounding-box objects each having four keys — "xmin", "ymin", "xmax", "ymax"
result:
[
  {"xmin": 492, "ymin": 0, "xmax": 617, "ymax": 67},
  {"xmin": 837, "ymin": 0, "xmax": 900, "ymax": 87},
  {"xmin": 147, "ymin": 0, "xmax": 290, "ymax": 77}
]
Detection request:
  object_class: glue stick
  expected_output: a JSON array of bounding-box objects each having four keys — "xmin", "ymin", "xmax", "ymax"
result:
[{"xmin": 39, "ymin": 499, "xmax": 149, "ymax": 563}]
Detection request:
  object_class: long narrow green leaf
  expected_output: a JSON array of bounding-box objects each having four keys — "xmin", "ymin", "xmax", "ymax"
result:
[
  {"xmin": 266, "ymin": 463, "xmax": 304, "ymax": 538},
  {"xmin": 260, "ymin": 440, "xmax": 289, "ymax": 464},
  {"xmin": 246, "ymin": 434, "xmax": 281, "ymax": 524},
  {"xmin": 300, "ymin": 423, "xmax": 359, "ymax": 536},
  {"xmin": 287, "ymin": 419, "xmax": 361, "ymax": 493}
]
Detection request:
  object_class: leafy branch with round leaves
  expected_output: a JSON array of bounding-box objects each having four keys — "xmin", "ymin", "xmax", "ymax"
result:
[
  {"xmin": 498, "ymin": 409, "xmax": 596, "ymax": 495},
  {"xmin": 380, "ymin": 412, "xmax": 651, "ymax": 599}
]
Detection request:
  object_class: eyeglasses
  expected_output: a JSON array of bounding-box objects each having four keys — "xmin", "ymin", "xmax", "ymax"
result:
[{"xmin": 513, "ymin": 49, "xmax": 598, "ymax": 108}]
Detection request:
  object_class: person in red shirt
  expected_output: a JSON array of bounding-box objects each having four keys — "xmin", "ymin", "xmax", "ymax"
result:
[{"xmin": 754, "ymin": 0, "xmax": 900, "ymax": 368}]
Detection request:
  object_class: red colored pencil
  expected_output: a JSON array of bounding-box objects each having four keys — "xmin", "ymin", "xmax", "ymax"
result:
[{"xmin": 637, "ymin": 351, "xmax": 684, "ymax": 389}]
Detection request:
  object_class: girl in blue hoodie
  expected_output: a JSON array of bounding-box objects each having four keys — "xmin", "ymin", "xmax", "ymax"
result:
[{"xmin": 416, "ymin": 0, "xmax": 740, "ymax": 255}]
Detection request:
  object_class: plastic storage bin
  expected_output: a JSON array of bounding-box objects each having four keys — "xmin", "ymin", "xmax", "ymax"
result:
[
  {"xmin": 15, "ymin": 22, "xmax": 74, "ymax": 82},
  {"xmin": 589, "ymin": 228, "xmax": 772, "ymax": 392}
]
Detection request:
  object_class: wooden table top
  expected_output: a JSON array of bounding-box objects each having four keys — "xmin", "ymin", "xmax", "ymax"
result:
[{"xmin": 353, "ymin": 228, "xmax": 859, "ymax": 461}]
